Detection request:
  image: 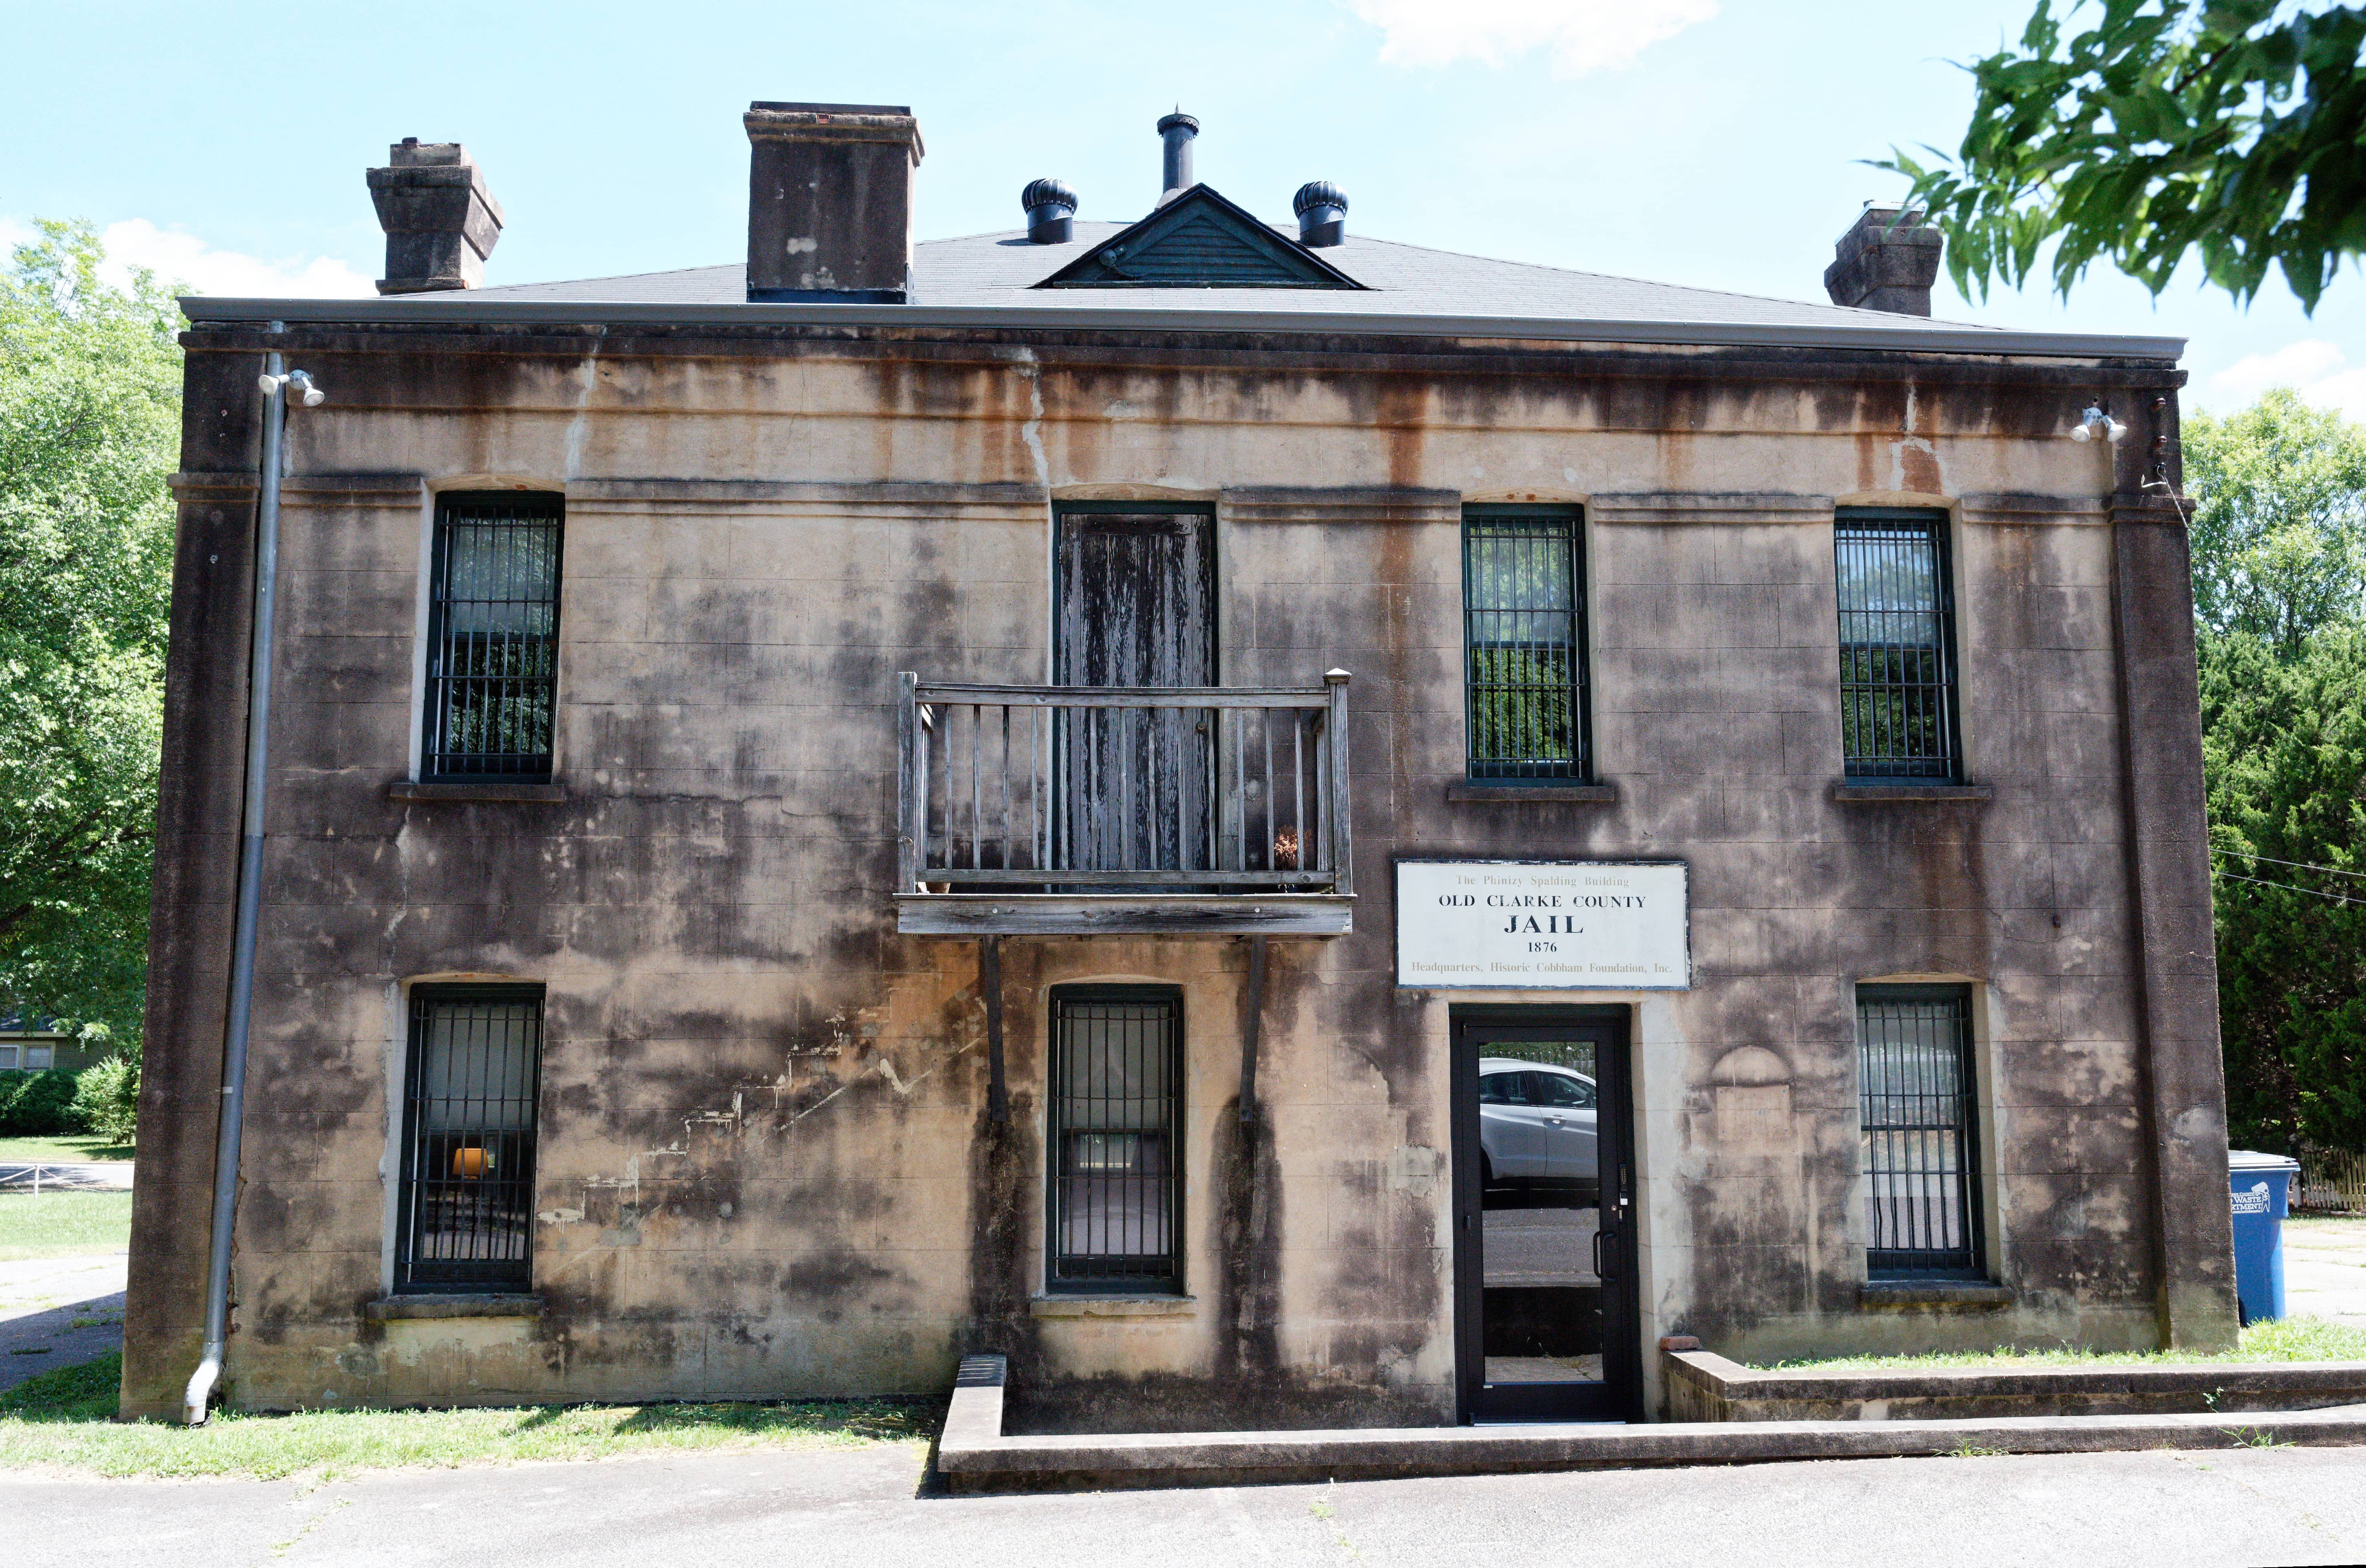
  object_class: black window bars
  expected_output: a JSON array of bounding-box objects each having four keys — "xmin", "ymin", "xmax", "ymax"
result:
[
  {"xmin": 396, "ymin": 986, "xmax": 544, "ymax": 1292},
  {"xmin": 1835, "ymin": 509, "xmax": 1961, "ymax": 779},
  {"xmin": 1858, "ymin": 984, "xmax": 1984, "ymax": 1279},
  {"xmin": 423, "ymin": 493, "xmax": 564, "ymax": 780},
  {"xmin": 1048, "ymin": 988, "xmax": 1182, "ymax": 1293},
  {"xmin": 1464, "ymin": 508, "xmax": 1589, "ymax": 781}
]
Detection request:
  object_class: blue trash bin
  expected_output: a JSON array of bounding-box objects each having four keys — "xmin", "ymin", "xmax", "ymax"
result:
[{"xmin": 2228, "ymin": 1149, "xmax": 2301, "ymax": 1327}]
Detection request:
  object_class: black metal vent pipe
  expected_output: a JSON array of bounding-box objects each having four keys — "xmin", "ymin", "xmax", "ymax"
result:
[{"xmin": 1158, "ymin": 111, "xmax": 1198, "ymax": 204}]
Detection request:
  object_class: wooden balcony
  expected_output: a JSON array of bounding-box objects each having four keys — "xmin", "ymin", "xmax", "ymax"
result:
[{"xmin": 895, "ymin": 673, "xmax": 1354, "ymax": 937}]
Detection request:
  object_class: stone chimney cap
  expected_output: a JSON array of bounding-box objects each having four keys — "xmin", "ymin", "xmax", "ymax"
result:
[
  {"xmin": 1823, "ymin": 202, "xmax": 1943, "ymax": 317},
  {"xmin": 368, "ymin": 140, "xmax": 502, "ymax": 295},
  {"xmin": 744, "ymin": 102, "xmax": 923, "ymax": 161},
  {"xmin": 389, "ymin": 138, "xmax": 469, "ymax": 167}
]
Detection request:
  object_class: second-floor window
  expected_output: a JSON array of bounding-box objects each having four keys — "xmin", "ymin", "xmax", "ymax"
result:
[
  {"xmin": 424, "ymin": 492, "xmax": 564, "ymax": 780},
  {"xmin": 1463, "ymin": 507, "xmax": 1590, "ymax": 782},
  {"xmin": 1835, "ymin": 508, "xmax": 1960, "ymax": 780}
]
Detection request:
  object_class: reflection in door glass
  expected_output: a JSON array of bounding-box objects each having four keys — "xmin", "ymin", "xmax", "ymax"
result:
[{"xmin": 1476, "ymin": 1042, "xmax": 1603, "ymax": 1387}]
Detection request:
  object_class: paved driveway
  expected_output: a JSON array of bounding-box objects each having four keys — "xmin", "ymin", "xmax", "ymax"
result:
[
  {"xmin": 0, "ymin": 1252, "xmax": 126, "ymax": 1392},
  {"xmin": 0, "ymin": 1161, "xmax": 136, "ymax": 1192},
  {"xmin": 8, "ymin": 1443, "xmax": 2366, "ymax": 1568},
  {"xmin": 2286, "ymin": 1217, "xmax": 2366, "ymax": 1327}
]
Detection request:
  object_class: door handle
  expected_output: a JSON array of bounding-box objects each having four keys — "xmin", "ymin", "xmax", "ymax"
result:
[{"xmin": 1592, "ymin": 1228, "xmax": 1609, "ymax": 1278}]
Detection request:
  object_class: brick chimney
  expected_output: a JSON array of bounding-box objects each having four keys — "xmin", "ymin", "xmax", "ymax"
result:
[
  {"xmin": 1824, "ymin": 204, "xmax": 1943, "ymax": 316},
  {"xmin": 367, "ymin": 140, "xmax": 503, "ymax": 295},
  {"xmin": 743, "ymin": 102, "xmax": 924, "ymax": 303}
]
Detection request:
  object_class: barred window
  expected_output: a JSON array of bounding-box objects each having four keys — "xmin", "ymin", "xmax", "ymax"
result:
[
  {"xmin": 1048, "ymin": 988, "xmax": 1182, "ymax": 1293},
  {"xmin": 397, "ymin": 987, "xmax": 543, "ymax": 1292},
  {"xmin": 1835, "ymin": 509, "xmax": 1960, "ymax": 779},
  {"xmin": 424, "ymin": 493, "xmax": 564, "ymax": 779},
  {"xmin": 1464, "ymin": 508, "xmax": 1589, "ymax": 781},
  {"xmin": 1858, "ymin": 984, "xmax": 1984, "ymax": 1279}
]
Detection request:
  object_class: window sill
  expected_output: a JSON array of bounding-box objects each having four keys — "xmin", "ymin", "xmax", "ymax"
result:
[
  {"xmin": 1029, "ymin": 1294, "xmax": 1197, "ymax": 1319},
  {"xmin": 364, "ymin": 1292, "xmax": 544, "ymax": 1321},
  {"xmin": 1828, "ymin": 781, "xmax": 1992, "ymax": 805},
  {"xmin": 1858, "ymin": 1281, "xmax": 2014, "ymax": 1310},
  {"xmin": 1446, "ymin": 781, "xmax": 1618, "ymax": 805},
  {"xmin": 388, "ymin": 780, "xmax": 566, "ymax": 803}
]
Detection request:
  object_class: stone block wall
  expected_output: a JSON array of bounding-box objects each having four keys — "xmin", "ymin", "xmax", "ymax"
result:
[{"xmin": 120, "ymin": 324, "xmax": 2236, "ymax": 1422}]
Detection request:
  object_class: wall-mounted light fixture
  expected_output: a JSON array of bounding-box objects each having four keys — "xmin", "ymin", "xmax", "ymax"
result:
[
  {"xmin": 2070, "ymin": 404, "xmax": 2126, "ymax": 443},
  {"xmin": 257, "ymin": 369, "xmax": 326, "ymax": 407}
]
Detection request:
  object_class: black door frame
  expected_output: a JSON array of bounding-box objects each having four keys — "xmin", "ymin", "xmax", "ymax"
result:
[{"xmin": 1451, "ymin": 1003, "xmax": 1641, "ymax": 1424}]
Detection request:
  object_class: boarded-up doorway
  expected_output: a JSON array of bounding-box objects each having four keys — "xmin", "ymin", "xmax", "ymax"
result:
[{"xmin": 1053, "ymin": 504, "xmax": 1216, "ymax": 874}]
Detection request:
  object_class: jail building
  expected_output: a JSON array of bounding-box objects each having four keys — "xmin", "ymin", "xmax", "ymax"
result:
[{"xmin": 123, "ymin": 104, "xmax": 2239, "ymax": 1428}]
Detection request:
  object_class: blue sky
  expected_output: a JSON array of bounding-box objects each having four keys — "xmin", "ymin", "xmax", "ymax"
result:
[{"xmin": 9, "ymin": 0, "xmax": 2362, "ymax": 415}]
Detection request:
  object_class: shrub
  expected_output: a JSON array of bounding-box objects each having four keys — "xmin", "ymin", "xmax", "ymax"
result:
[
  {"xmin": 69, "ymin": 1056, "xmax": 137, "ymax": 1146},
  {"xmin": 0, "ymin": 1070, "xmax": 85, "ymax": 1136}
]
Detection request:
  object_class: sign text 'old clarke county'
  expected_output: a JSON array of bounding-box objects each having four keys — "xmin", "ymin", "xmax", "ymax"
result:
[{"xmin": 1393, "ymin": 860, "xmax": 1691, "ymax": 990}]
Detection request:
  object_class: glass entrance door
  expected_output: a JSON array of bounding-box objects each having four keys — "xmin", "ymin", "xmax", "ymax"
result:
[{"xmin": 1452, "ymin": 1008, "xmax": 1638, "ymax": 1423}]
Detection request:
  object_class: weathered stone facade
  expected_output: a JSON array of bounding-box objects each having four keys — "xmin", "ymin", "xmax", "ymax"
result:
[{"xmin": 123, "ymin": 141, "xmax": 2240, "ymax": 1426}]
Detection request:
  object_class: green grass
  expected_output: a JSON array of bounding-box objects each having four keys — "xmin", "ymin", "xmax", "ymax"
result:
[
  {"xmin": 0, "ymin": 1136, "xmax": 134, "ymax": 1163},
  {"xmin": 0, "ymin": 1354, "xmax": 939, "ymax": 1479},
  {"xmin": 0, "ymin": 1191, "xmax": 134, "ymax": 1261},
  {"xmin": 1755, "ymin": 1314, "xmax": 2366, "ymax": 1371}
]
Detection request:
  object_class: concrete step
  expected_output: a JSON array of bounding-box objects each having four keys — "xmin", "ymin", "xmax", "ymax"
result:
[{"xmin": 937, "ymin": 1356, "xmax": 2366, "ymax": 1494}]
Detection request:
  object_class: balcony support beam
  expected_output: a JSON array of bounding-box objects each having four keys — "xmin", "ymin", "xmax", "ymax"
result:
[{"xmin": 897, "ymin": 893, "xmax": 1352, "ymax": 939}]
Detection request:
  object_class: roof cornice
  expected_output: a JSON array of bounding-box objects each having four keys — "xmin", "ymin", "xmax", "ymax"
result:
[{"xmin": 178, "ymin": 295, "xmax": 2183, "ymax": 361}]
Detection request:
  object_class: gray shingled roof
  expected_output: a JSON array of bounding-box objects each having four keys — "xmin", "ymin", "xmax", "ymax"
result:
[
  {"xmin": 184, "ymin": 215, "xmax": 2184, "ymax": 359},
  {"xmin": 462, "ymin": 221, "xmax": 1995, "ymax": 336}
]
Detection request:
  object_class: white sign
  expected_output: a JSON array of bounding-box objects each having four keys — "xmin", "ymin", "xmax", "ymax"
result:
[{"xmin": 1395, "ymin": 860, "xmax": 1690, "ymax": 990}]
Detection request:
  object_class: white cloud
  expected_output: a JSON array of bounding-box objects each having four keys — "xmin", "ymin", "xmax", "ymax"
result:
[
  {"xmin": 3, "ymin": 216, "xmax": 375, "ymax": 298},
  {"xmin": 97, "ymin": 219, "xmax": 375, "ymax": 298},
  {"xmin": 1345, "ymin": 0, "xmax": 1718, "ymax": 76},
  {"xmin": 2206, "ymin": 338, "xmax": 2366, "ymax": 421}
]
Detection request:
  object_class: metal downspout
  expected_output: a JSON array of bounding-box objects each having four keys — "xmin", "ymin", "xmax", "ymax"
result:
[{"xmin": 184, "ymin": 346, "xmax": 289, "ymax": 1425}]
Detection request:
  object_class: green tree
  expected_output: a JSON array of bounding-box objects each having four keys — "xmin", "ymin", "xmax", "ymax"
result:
[
  {"xmin": 2199, "ymin": 625, "xmax": 2366, "ymax": 1152},
  {"xmin": 2184, "ymin": 389, "xmax": 2366, "ymax": 656},
  {"xmin": 0, "ymin": 220, "xmax": 181, "ymax": 1045},
  {"xmin": 1885, "ymin": 1, "xmax": 2366, "ymax": 310}
]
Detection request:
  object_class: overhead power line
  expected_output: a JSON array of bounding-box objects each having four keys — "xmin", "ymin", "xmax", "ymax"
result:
[
  {"xmin": 2212, "ymin": 868, "xmax": 2359, "ymax": 906},
  {"xmin": 2213, "ymin": 847, "xmax": 2366, "ymax": 883}
]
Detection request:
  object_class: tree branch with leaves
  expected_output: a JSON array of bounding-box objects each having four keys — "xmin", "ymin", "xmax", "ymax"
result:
[
  {"xmin": 0, "ymin": 220, "xmax": 181, "ymax": 1046},
  {"xmin": 1884, "ymin": 0, "xmax": 2366, "ymax": 311}
]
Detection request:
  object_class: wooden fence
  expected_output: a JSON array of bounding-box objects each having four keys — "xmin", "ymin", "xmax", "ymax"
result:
[{"xmin": 2296, "ymin": 1147, "xmax": 2366, "ymax": 1213}]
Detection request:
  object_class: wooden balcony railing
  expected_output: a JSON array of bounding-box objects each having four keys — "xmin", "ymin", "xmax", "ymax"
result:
[{"xmin": 894, "ymin": 672, "xmax": 1354, "ymax": 937}]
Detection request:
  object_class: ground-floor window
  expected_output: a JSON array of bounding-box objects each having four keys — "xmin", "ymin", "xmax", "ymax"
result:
[
  {"xmin": 396, "ymin": 985, "xmax": 544, "ymax": 1293},
  {"xmin": 1047, "ymin": 987, "xmax": 1181, "ymax": 1293},
  {"xmin": 1857, "ymin": 983, "xmax": 1984, "ymax": 1279}
]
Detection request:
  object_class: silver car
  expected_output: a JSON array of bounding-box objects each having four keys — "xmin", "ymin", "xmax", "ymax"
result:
[{"xmin": 1478, "ymin": 1058, "xmax": 1599, "ymax": 1204}]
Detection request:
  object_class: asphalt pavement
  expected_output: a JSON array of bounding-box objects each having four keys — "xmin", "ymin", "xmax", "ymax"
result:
[
  {"xmin": 2287, "ymin": 1217, "xmax": 2366, "ymax": 1326},
  {"xmin": 0, "ymin": 1252, "xmax": 126, "ymax": 1391},
  {"xmin": 0, "ymin": 1160, "xmax": 137, "ymax": 1191},
  {"xmin": 9, "ymin": 1441, "xmax": 2366, "ymax": 1568}
]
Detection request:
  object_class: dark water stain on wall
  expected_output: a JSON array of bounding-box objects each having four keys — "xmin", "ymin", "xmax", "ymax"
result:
[
  {"xmin": 962, "ymin": 1094, "xmax": 1044, "ymax": 1379},
  {"xmin": 1210, "ymin": 1095, "xmax": 1283, "ymax": 1387}
]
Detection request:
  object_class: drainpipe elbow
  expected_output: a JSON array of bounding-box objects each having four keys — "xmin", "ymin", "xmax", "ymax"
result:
[{"xmin": 183, "ymin": 1353, "xmax": 220, "ymax": 1426}]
